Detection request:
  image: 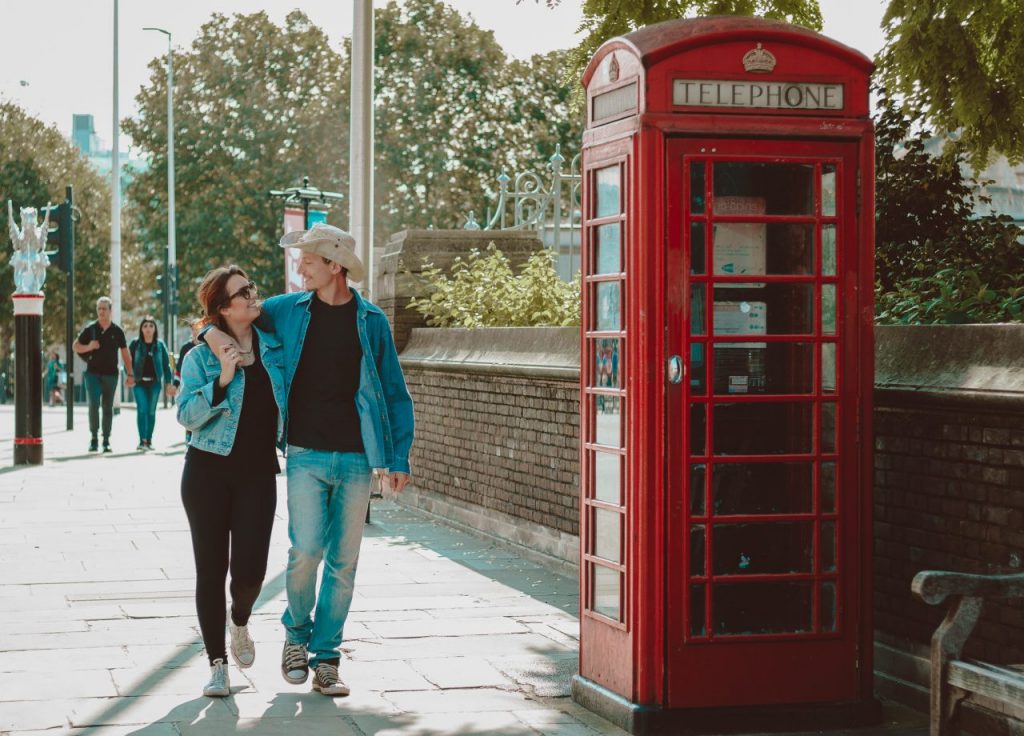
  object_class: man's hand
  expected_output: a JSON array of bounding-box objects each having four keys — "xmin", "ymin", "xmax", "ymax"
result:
[
  {"xmin": 205, "ymin": 326, "xmax": 239, "ymax": 353},
  {"xmin": 165, "ymin": 384, "xmax": 177, "ymax": 398},
  {"xmin": 390, "ymin": 472, "xmax": 410, "ymax": 493},
  {"xmin": 125, "ymin": 374, "xmax": 135, "ymax": 388}
]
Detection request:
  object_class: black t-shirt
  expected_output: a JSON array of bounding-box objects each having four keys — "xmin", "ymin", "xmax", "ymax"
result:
[
  {"xmin": 287, "ymin": 295, "xmax": 364, "ymax": 453},
  {"xmin": 188, "ymin": 335, "xmax": 280, "ymax": 475},
  {"xmin": 77, "ymin": 321, "xmax": 127, "ymax": 376}
]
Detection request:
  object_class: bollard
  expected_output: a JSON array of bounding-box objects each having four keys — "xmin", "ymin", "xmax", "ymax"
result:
[{"xmin": 13, "ymin": 294, "xmax": 44, "ymax": 464}]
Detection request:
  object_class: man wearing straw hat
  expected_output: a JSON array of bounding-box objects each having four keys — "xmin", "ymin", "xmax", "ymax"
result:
[{"xmin": 203, "ymin": 222, "xmax": 414, "ymax": 696}]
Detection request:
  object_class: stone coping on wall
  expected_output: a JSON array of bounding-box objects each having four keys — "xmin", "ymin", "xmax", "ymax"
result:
[
  {"xmin": 399, "ymin": 326, "xmax": 580, "ymax": 380},
  {"xmin": 875, "ymin": 324, "xmax": 1024, "ymax": 411}
]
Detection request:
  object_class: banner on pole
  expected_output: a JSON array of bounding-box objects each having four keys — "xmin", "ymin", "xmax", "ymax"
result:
[{"xmin": 282, "ymin": 208, "xmax": 328, "ymax": 293}]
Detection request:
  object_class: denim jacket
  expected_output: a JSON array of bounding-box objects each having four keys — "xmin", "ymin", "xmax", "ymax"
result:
[
  {"xmin": 260, "ymin": 289, "xmax": 414, "ymax": 474},
  {"xmin": 128, "ymin": 338, "xmax": 174, "ymax": 387},
  {"xmin": 177, "ymin": 326, "xmax": 287, "ymax": 456}
]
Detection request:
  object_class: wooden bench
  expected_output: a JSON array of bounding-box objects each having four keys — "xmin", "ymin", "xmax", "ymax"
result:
[{"xmin": 912, "ymin": 570, "xmax": 1024, "ymax": 736}]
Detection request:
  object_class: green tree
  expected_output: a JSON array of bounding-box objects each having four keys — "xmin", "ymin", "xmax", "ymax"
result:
[
  {"xmin": 0, "ymin": 102, "xmax": 149, "ymax": 355},
  {"xmin": 124, "ymin": 11, "xmax": 350, "ymax": 314},
  {"xmin": 879, "ymin": 0, "xmax": 1024, "ymax": 168},
  {"xmin": 874, "ymin": 88, "xmax": 1024, "ymax": 323}
]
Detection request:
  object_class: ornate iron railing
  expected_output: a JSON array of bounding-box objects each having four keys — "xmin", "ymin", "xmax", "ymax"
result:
[{"xmin": 465, "ymin": 145, "xmax": 581, "ymax": 280}]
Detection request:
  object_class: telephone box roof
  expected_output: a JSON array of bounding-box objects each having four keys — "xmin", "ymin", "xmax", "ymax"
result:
[{"xmin": 582, "ymin": 15, "xmax": 873, "ymax": 87}]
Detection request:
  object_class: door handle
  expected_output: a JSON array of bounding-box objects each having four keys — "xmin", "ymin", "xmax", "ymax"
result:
[{"xmin": 668, "ymin": 355, "xmax": 684, "ymax": 384}]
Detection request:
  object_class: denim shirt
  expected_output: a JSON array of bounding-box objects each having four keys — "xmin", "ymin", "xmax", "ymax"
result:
[
  {"xmin": 177, "ymin": 326, "xmax": 287, "ymax": 456},
  {"xmin": 260, "ymin": 289, "xmax": 414, "ymax": 474},
  {"xmin": 128, "ymin": 338, "xmax": 174, "ymax": 387}
]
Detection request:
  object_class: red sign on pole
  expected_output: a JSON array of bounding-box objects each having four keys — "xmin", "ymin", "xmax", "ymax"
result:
[{"xmin": 283, "ymin": 207, "xmax": 305, "ymax": 293}]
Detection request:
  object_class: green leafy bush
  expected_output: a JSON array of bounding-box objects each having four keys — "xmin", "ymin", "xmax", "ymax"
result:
[{"xmin": 408, "ymin": 243, "xmax": 581, "ymax": 328}]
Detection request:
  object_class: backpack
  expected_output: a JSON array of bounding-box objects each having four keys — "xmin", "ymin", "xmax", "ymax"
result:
[{"xmin": 81, "ymin": 324, "xmax": 99, "ymax": 363}]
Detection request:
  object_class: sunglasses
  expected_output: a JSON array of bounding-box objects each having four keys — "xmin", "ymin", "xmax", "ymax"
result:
[{"xmin": 225, "ymin": 280, "xmax": 258, "ymax": 304}]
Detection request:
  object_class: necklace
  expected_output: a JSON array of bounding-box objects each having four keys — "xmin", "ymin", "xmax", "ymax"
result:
[{"xmin": 237, "ymin": 345, "xmax": 253, "ymax": 355}]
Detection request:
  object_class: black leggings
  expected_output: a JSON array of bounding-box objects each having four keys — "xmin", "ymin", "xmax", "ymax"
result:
[{"xmin": 181, "ymin": 455, "xmax": 277, "ymax": 664}]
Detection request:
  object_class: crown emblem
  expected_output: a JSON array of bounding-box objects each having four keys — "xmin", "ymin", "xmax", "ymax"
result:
[
  {"xmin": 608, "ymin": 53, "xmax": 620, "ymax": 82},
  {"xmin": 742, "ymin": 43, "xmax": 776, "ymax": 73}
]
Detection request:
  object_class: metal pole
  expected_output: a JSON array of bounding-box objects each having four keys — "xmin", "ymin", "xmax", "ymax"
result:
[
  {"xmin": 111, "ymin": 0, "xmax": 121, "ymax": 326},
  {"xmin": 65, "ymin": 185, "xmax": 75, "ymax": 431},
  {"xmin": 13, "ymin": 295, "xmax": 43, "ymax": 465},
  {"xmin": 166, "ymin": 32, "xmax": 176, "ymax": 353},
  {"xmin": 350, "ymin": 0, "xmax": 374, "ymax": 298}
]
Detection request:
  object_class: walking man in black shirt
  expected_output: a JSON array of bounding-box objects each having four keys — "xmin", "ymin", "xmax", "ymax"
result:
[{"xmin": 73, "ymin": 296, "xmax": 133, "ymax": 452}]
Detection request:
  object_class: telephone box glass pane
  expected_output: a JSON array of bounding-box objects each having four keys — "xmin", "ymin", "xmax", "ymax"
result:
[
  {"xmin": 594, "ymin": 508, "xmax": 621, "ymax": 563},
  {"xmin": 713, "ymin": 163, "xmax": 814, "ymax": 216},
  {"xmin": 593, "ymin": 451, "xmax": 621, "ymax": 505},
  {"xmin": 821, "ymin": 461, "xmax": 836, "ymax": 513},
  {"xmin": 690, "ymin": 162, "xmax": 706, "ymax": 214},
  {"xmin": 713, "ymin": 342, "xmax": 814, "ymax": 395},
  {"xmin": 596, "ymin": 223, "xmax": 621, "ymax": 274},
  {"xmin": 713, "ymin": 402, "xmax": 813, "ymax": 455},
  {"xmin": 822, "ymin": 284, "xmax": 836, "ymax": 335},
  {"xmin": 595, "ymin": 282, "xmax": 621, "ymax": 331},
  {"xmin": 822, "ymin": 342, "xmax": 836, "ymax": 394},
  {"xmin": 821, "ymin": 402, "xmax": 837, "ymax": 454},
  {"xmin": 713, "ymin": 522, "xmax": 814, "ymax": 575},
  {"xmin": 712, "ymin": 285, "xmax": 814, "ymax": 334},
  {"xmin": 690, "ymin": 404, "xmax": 707, "ymax": 456},
  {"xmin": 593, "ymin": 565, "xmax": 621, "ymax": 620},
  {"xmin": 821, "ymin": 581, "xmax": 837, "ymax": 632},
  {"xmin": 691, "ymin": 221, "xmax": 707, "ymax": 275},
  {"xmin": 821, "ymin": 520, "xmax": 837, "ymax": 572},
  {"xmin": 596, "ymin": 166, "xmax": 620, "ymax": 218},
  {"xmin": 595, "ymin": 395, "xmax": 622, "ymax": 448},
  {"xmin": 713, "ymin": 463, "xmax": 813, "ymax": 515},
  {"xmin": 713, "ymin": 223, "xmax": 813, "ymax": 278},
  {"xmin": 690, "ymin": 343, "xmax": 707, "ymax": 395},
  {"xmin": 821, "ymin": 165, "xmax": 837, "ymax": 216},
  {"xmin": 691, "ymin": 284, "xmax": 707, "ymax": 335},
  {"xmin": 593, "ymin": 339, "xmax": 621, "ymax": 389},
  {"xmin": 714, "ymin": 582, "xmax": 813, "ymax": 635},
  {"xmin": 822, "ymin": 224, "xmax": 837, "ymax": 275},
  {"xmin": 690, "ymin": 584, "xmax": 707, "ymax": 637},
  {"xmin": 690, "ymin": 464, "xmax": 707, "ymax": 516},
  {"xmin": 690, "ymin": 525, "xmax": 706, "ymax": 576}
]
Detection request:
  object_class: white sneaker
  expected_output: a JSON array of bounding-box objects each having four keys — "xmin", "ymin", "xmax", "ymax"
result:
[
  {"xmin": 312, "ymin": 662, "xmax": 350, "ymax": 696},
  {"xmin": 229, "ymin": 620, "xmax": 255, "ymax": 668},
  {"xmin": 203, "ymin": 658, "xmax": 230, "ymax": 697}
]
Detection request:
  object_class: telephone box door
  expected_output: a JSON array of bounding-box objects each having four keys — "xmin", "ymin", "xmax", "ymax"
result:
[{"xmin": 665, "ymin": 137, "xmax": 865, "ymax": 707}]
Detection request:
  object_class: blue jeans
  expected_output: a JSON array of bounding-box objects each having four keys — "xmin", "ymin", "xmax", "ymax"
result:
[
  {"xmin": 282, "ymin": 446, "xmax": 371, "ymax": 665},
  {"xmin": 133, "ymin": 383, "xmax": 161, "ymax": 443},
  {"xmin": 84, "ymin": 372, "xmax": 118, "ymax": 440}
]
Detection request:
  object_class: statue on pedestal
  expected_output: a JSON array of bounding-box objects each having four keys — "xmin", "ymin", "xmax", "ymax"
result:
[{"xmin": 7, "ymin": 201, "xmax": 51, "ymax": 295}]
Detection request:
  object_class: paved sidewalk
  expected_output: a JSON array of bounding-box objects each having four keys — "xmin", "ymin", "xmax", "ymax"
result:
[{"xmin": 0, "ymin": 404, "xmax": 927, "ymax": 735}]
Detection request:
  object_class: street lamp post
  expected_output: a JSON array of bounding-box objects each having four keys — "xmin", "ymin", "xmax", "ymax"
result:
[{"xmin": 143, "ymin": 26, "xmax": 176, "ymax": 352}]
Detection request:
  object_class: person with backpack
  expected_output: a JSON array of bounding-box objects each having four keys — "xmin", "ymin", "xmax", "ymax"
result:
[
  {"xmin": 73, "ymin": 296, "xmax": 133, "ymax": 452},
  {"xmin": 128, "ymin": 316, "xmax": 177, "ymax": 451}
]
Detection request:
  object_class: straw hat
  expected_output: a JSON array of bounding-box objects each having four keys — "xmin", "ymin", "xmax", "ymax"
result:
[{"xmin": 279, "ymin": 223, "xmax": 365, "ymax": 282}]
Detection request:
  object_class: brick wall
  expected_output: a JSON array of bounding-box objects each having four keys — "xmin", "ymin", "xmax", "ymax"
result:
[
  {"xmin": 404, "ymin": 367, "xmax": 581, "ymax": 536},
  {"xmin": 873, "ymin": 394, "xmax": 1024, "ymax": 665}
]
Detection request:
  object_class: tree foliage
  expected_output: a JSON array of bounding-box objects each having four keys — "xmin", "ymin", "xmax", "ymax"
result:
[
  {"xmin": 878, "ymin": 0, "xmax": 1024, "ymax": 168},
  {"xmin": 0, "ymin": 102, "xmax": 149, "ymax": 355},
  {"xmin": 408, "ymin": 243, "xmax": 580, "ymax": 327},
  {"xmin": 124, "ymin": 10, "xmax": 350, "ymax": 319},
  {"xmin": 874, "ymin": 88, "xmax": 1024, "ymax": 323},
  {"xmin": 559, "ymin": 0, "xmax": 823, "ymax": 95}
]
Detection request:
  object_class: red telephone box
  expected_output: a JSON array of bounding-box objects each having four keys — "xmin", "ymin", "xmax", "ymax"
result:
[{"xmin": 574, "ymin": 17, "xmax": 877, "ymax": 733}]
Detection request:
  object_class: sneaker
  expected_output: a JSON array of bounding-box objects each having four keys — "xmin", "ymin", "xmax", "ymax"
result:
[
  {"xmin": 102, "ymin": 440, "xmax": 112, "ymax": 453},
  {"xmin": 229, "ymin": 620, "xmax": 255, "ymax": 668},
  {"xmin": 312, "ymin": 662, "xmax": 349, "ymax": 697},
  {"xmin": 136, "ymin": 442, "xmax": 146, "ymax": 451},
  {"xmin": 88, "ymin": 438, "xmax": 98, "ymax": 452},
  {"xmin": 144, "ymin": 440, "xmax": 153, "ymax": 450},
  {"xmin": 203, "ymin": 657, "xmax": 230, "ymax": 697},
  {"xmin": 281, "ymin": 642, "xmax": 309, "ymax": 684}
]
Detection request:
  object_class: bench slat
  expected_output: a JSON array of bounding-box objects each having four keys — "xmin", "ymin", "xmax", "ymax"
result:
[{"xmin": 949, "ymin": 659, "xmax": 1024, "ymax": 714}]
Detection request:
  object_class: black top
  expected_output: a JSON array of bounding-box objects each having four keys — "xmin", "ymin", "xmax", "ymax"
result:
[
  {"xmin": 77, "ymin": 321, "xmax": 127, "ymax": 376},
  {"xmin": 132, "ymin": 340, "xmax": 158, "ymax": 383},
  {"xmin": 287, "ymin": 295, "xmax": 364, "ymax": 453},
  {"xmin": 187, "ymin": 335, "xmax": 280, "ymax": 475}
]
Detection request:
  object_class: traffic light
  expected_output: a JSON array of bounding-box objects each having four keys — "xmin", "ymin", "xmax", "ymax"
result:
[{"xmin": 41, "ymin": 196, "xmax": 74, "ymax": 274}]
